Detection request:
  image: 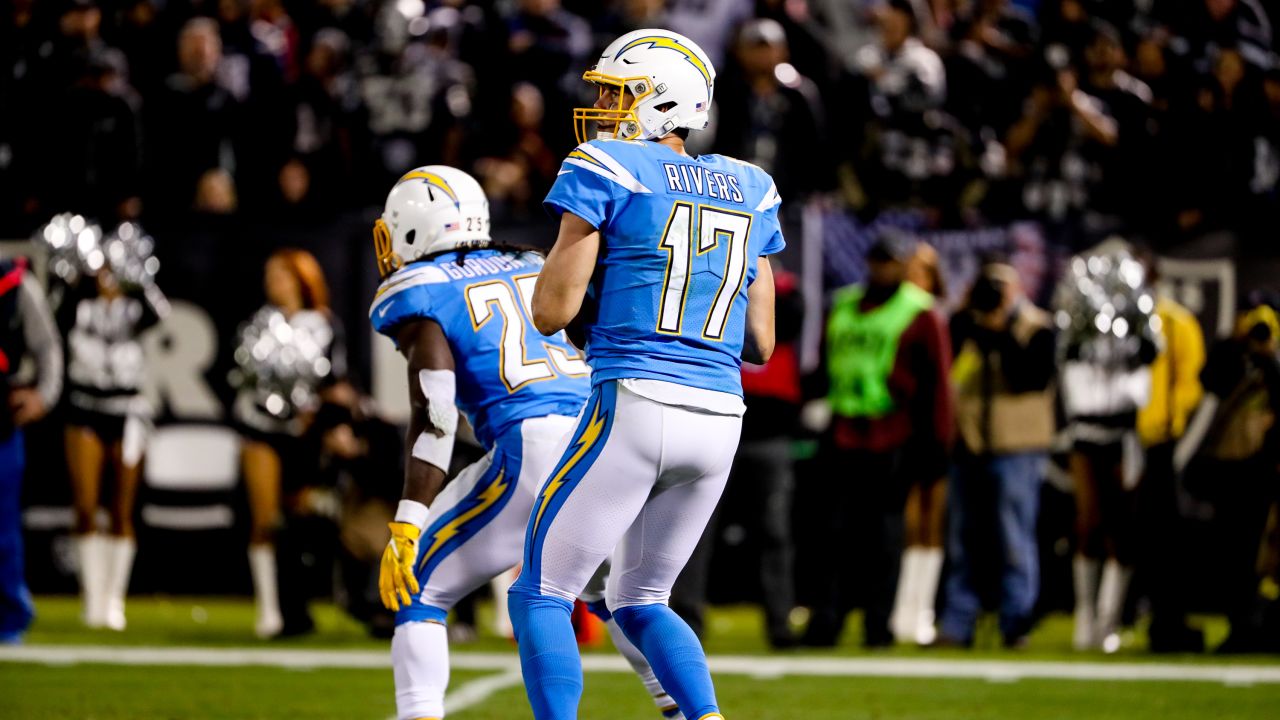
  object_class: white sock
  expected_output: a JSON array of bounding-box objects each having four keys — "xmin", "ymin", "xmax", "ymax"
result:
[
  {"xmin": 891, "ymin": 548, "xmax": 922, "ymax": 643},
  {"xmin": 75, "ymin": 534, "xmax": 109, "ymax": 628},
  {"xmin": 915, "ymin": 547, "xmax": 944, "ymax": 645},
  {"xmin": 104, "ymin": 537, "xmax": 136, "ymax": 631},
  {"xmin": 1072, "ymin": 555, "xmax": 1100, "ymax": 650},
  {"xmin": 1096, "ymin": 559, "xmax": 1132, "ymax": 652},
  {"xmin": 393, "ymin": 621, "xmax": 449, "ymax": 720},
  {"xmin": 604, "ymin": 617, "xmax": 678, "ymax": 715},
  {"xmin": 248, "ymin": 545, "xmax": 283, "ymax": 638}
]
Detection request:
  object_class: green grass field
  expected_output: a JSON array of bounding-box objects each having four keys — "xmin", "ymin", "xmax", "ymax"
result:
[{"xmin": 3, "ymin": 596, "xmax": 1279, "ymax": 720}]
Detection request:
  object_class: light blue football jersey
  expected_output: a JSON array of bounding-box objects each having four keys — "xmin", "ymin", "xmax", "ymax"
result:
[
  {"xmin": 369, "ymin": 249, "xmax": 590, "ymax": 449},
  {"xmin": 544, "ymin": 139, "xmax": 785, "ymax": 397}
]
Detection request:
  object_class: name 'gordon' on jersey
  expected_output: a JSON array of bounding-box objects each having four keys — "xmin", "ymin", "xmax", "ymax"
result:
[{"xmin": 546, "ymin": 138, "xmax": 784, "ymax": 398}]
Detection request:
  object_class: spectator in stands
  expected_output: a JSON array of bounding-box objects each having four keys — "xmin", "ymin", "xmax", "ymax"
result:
[
  {"xmin": 961, "ymin": 0, "xmax": 1039, "ymax": 73},
  {"xmin": 714, "ymin": 19, "xmax": 829, "ymax": 202},
  {"xmin": 0, "ymin": 256, "xmax": 62, "ymax": 644},
  {"xmin": 843, "ymin": 1, "xmax": 980, "ymax": 218},
  {"xmin": 1132, "ymin": 26, "xmax": 1182, "ymax": 113},
  {"xmin": 803, "ymin": 229, "xmax": 953, "ymax": 648},
  {"xmin": 588, "ymin": 0, "xmax": 669, "ymax": 51},
  {"xmin": 145, "ymin": 17, "xmax": 240, "ymax": 221},
  {"xmin": 938, "ymin": 257, "xmax": 1056, "ymax": 649},
  {"xmin": 1077, "ymin": 22, "xmax": 1154, "ymax": 231},
  {"xmin": 855, "ymin": 1, "xmax": 946, "ymax": 115},
  {"xmin": 1004, "ymin": 57, "xmax": 1119, "ymax": 238},
  {"xmin": 891, "ymin": 243, "xmax": 949, "ymax": 646},
  {"xmin": 36, "ymin": 0, "xmax": 112, "ymax": 93},
  {"xmin": 112, "ymin": 0, "xmax": 169, "ymax": 94},
  {"xmin": 1038, "ymin": 0, "xmax": 1097, "ymax": 69},
  {"xmin": 1173, "ymin": 0, "xmax": 1275, "ymax": 71},
  {"xmin": 6, "ymin": 0, "xmax": 128, "ymax": 223},
  {"xmin": 945, "ymin": 9, "xmax": 1029, "ymax": 139},
  {"xmin": 1169, "ymin": 46, "xmax": 1270, "ymax": 238},
  {"xmin": 1177, "ymin": 299, "xmax": 1280, "ymax": 653},
  {"xmin": 672, "ymin": 265, "xmax": 806, "ymax": 648},
  {"xmin": 283, "ymin": 28, "xmax": 363, "ymax": 211},
  {"xmin": 755, "ymin": 0, "xmax": 838, "ymax": 94},
  {"xmin": 474, "ymin": 82, "xmax": 559, "ymax": 222},
  {"xmin": 361, "ymin": 9, "xmax": 476, "ymax": 189},
  {"xmin": 664, "ymin": 0, "xmax": 755, "ymax": 69},
  {"xmin": 506, "ymin": 0, "xmax": 592, "ymax": 152},
  {"xmin": 1134, "ymin": 247, "xmax": 1207, "ymax": 653},
  {"xmin": 36, "ymin": 49, "xmax": 143, "ymax": 223}
]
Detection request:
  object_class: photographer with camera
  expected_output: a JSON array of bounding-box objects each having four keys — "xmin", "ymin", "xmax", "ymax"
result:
[{"xmin": 937, "ymin": 256, "xmax": 1056, "ymax": 648}]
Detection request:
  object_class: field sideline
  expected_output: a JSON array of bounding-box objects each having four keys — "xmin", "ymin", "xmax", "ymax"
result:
[{"xmin": 3, "ymin": 597, "xmax": 1279, "ymax": 719}]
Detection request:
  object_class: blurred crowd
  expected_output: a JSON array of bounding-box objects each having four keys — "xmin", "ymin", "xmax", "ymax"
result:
[
  {"xmin": 2, "ymin": 0, "xmax": 1280, "ymax": 655},
  {"xmin": 2, "ymin": 0, "xmax": 1280, "ymax": 248}
]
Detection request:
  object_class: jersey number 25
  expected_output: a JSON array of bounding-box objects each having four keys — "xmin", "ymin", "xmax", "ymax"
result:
[{"xmin": 466, "ymin": 274, "xmax": 590, "ymax": 392}]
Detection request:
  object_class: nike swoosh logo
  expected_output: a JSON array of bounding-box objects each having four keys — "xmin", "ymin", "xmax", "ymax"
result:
[{"xmin": 378, "ymin": 303, "xmax": 393, "ymax": 318}]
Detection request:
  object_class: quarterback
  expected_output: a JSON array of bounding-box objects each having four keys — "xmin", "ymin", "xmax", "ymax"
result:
[
  {"xmin": 370, "ymin": 166, "xmax": 683, "ymax": 720},
  {"xmin": 508, "ymin": 28, "xmax": 783, "ymax": 720}
]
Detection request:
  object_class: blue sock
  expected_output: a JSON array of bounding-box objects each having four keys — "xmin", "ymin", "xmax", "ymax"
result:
[
  {"xmin": 613, "ymin": 604, "xmax": 719, "ymax": 719},
  {"xmin": 508, "ymin": 587, "xmax": 581, "ymax": 720}
]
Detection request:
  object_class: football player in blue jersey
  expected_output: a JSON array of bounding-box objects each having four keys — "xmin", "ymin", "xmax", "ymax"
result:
[
  {"xmin": 507, "ymin": 28, "xmax": 783, "ymax": 720},
  {"xmin": 371, "ymin": 166, "xmax": 685, "ymax": 720}
]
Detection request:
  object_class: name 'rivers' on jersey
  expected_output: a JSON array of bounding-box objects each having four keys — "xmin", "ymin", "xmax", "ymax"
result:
[
  {"xmin": 369, "ymin": 249, "xmax": 590, "ymax": 449},
  {"xmin": 544, "ymin": 138, "xmax": 785, "ymax": 398}
]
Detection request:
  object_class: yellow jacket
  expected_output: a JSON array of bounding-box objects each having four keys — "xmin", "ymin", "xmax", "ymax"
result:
[{"xmin": 1138, "ymin": 297, "xmax": 1206, "ymax": 446}]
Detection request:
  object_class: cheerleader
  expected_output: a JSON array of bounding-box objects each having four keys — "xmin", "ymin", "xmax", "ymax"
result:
[
  {"xmin": 232, "ymin": 249, "xmax": 345, "ymax": 637},
  {"xmin": 44, "ymin": 218, "xmax": 166, "ymax": 631},
  {"xmin": 1055, "ymin": 240, "xmax": 1159, "ymax": 652}
]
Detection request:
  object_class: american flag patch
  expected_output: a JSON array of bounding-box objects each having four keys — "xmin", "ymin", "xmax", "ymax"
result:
[
  {"xmin": 444, "ymin": 222, "xmax": 459, "ymax": 231},
  {"xmin": 695, "ymin": 102, "xmax": 706, "ymax": 111}
]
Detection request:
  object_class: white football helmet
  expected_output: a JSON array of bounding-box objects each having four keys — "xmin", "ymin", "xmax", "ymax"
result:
[
  {"xmin": 574, "ymin": 28, "xmax": 716, "ymax": 144},
  {"xmin": 373, "ymin": 165, "xmax": 491, "ymax": 277}
]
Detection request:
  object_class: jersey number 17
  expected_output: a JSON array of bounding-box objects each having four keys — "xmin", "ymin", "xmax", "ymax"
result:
[{"xmin": 656, "ymin": 202, "xmax": 753, "ymax": 341}]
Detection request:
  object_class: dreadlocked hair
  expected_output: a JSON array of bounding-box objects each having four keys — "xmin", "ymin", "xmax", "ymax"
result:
[{"xmin": 415, "ymin": 242, "xmax": 546, "ymax": 267}]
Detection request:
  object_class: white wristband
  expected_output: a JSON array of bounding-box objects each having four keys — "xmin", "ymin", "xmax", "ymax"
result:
[{"xmin": 395, "ymin": 500, "xmax": 431, "ymax": 530}]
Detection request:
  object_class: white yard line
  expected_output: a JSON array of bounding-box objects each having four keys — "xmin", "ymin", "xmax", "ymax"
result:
[
  {"xmin": 444, "ymin": 671, "xmax": 525, "ymax": 713},
  {"xmin": 3, "ymin": 645, "xmax": 1280, "ymax": 685}
]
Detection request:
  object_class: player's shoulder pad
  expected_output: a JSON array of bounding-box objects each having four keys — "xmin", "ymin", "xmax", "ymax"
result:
[
  {"xmin": 561, "ymin": 140, "xmax": 653, "ymax": 195},
  {"xmin": 369, "ymin": 262, "xmax": 451, "ymax": 336},
  {"xmin": 721, "ymin": 155, "xmax": 782, "ymax": 213}
]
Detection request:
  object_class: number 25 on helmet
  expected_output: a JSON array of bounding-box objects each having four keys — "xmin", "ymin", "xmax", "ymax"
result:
[{"xmin": 373, "ymin": 166, "xmax": 491, "ymax": 278}]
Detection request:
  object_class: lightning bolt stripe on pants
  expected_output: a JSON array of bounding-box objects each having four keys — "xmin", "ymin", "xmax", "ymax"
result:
[
  {"xmin": 521, "ymin": 382, "xmax": 618, "ymax": 586},
  {"xmin": 413, "ymin": 457, "xmax": 518, "ymax": 589}
]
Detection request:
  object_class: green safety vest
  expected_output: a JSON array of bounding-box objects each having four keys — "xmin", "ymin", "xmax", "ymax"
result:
[{"xmin": 826, "ymin": 282, "xmax": 934, "ymax": 419}]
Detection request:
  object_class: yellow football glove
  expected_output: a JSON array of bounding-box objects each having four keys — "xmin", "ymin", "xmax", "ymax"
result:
[{"xmin": 379, "ymin": 522, "xmax": 422, "ymax": 612}]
